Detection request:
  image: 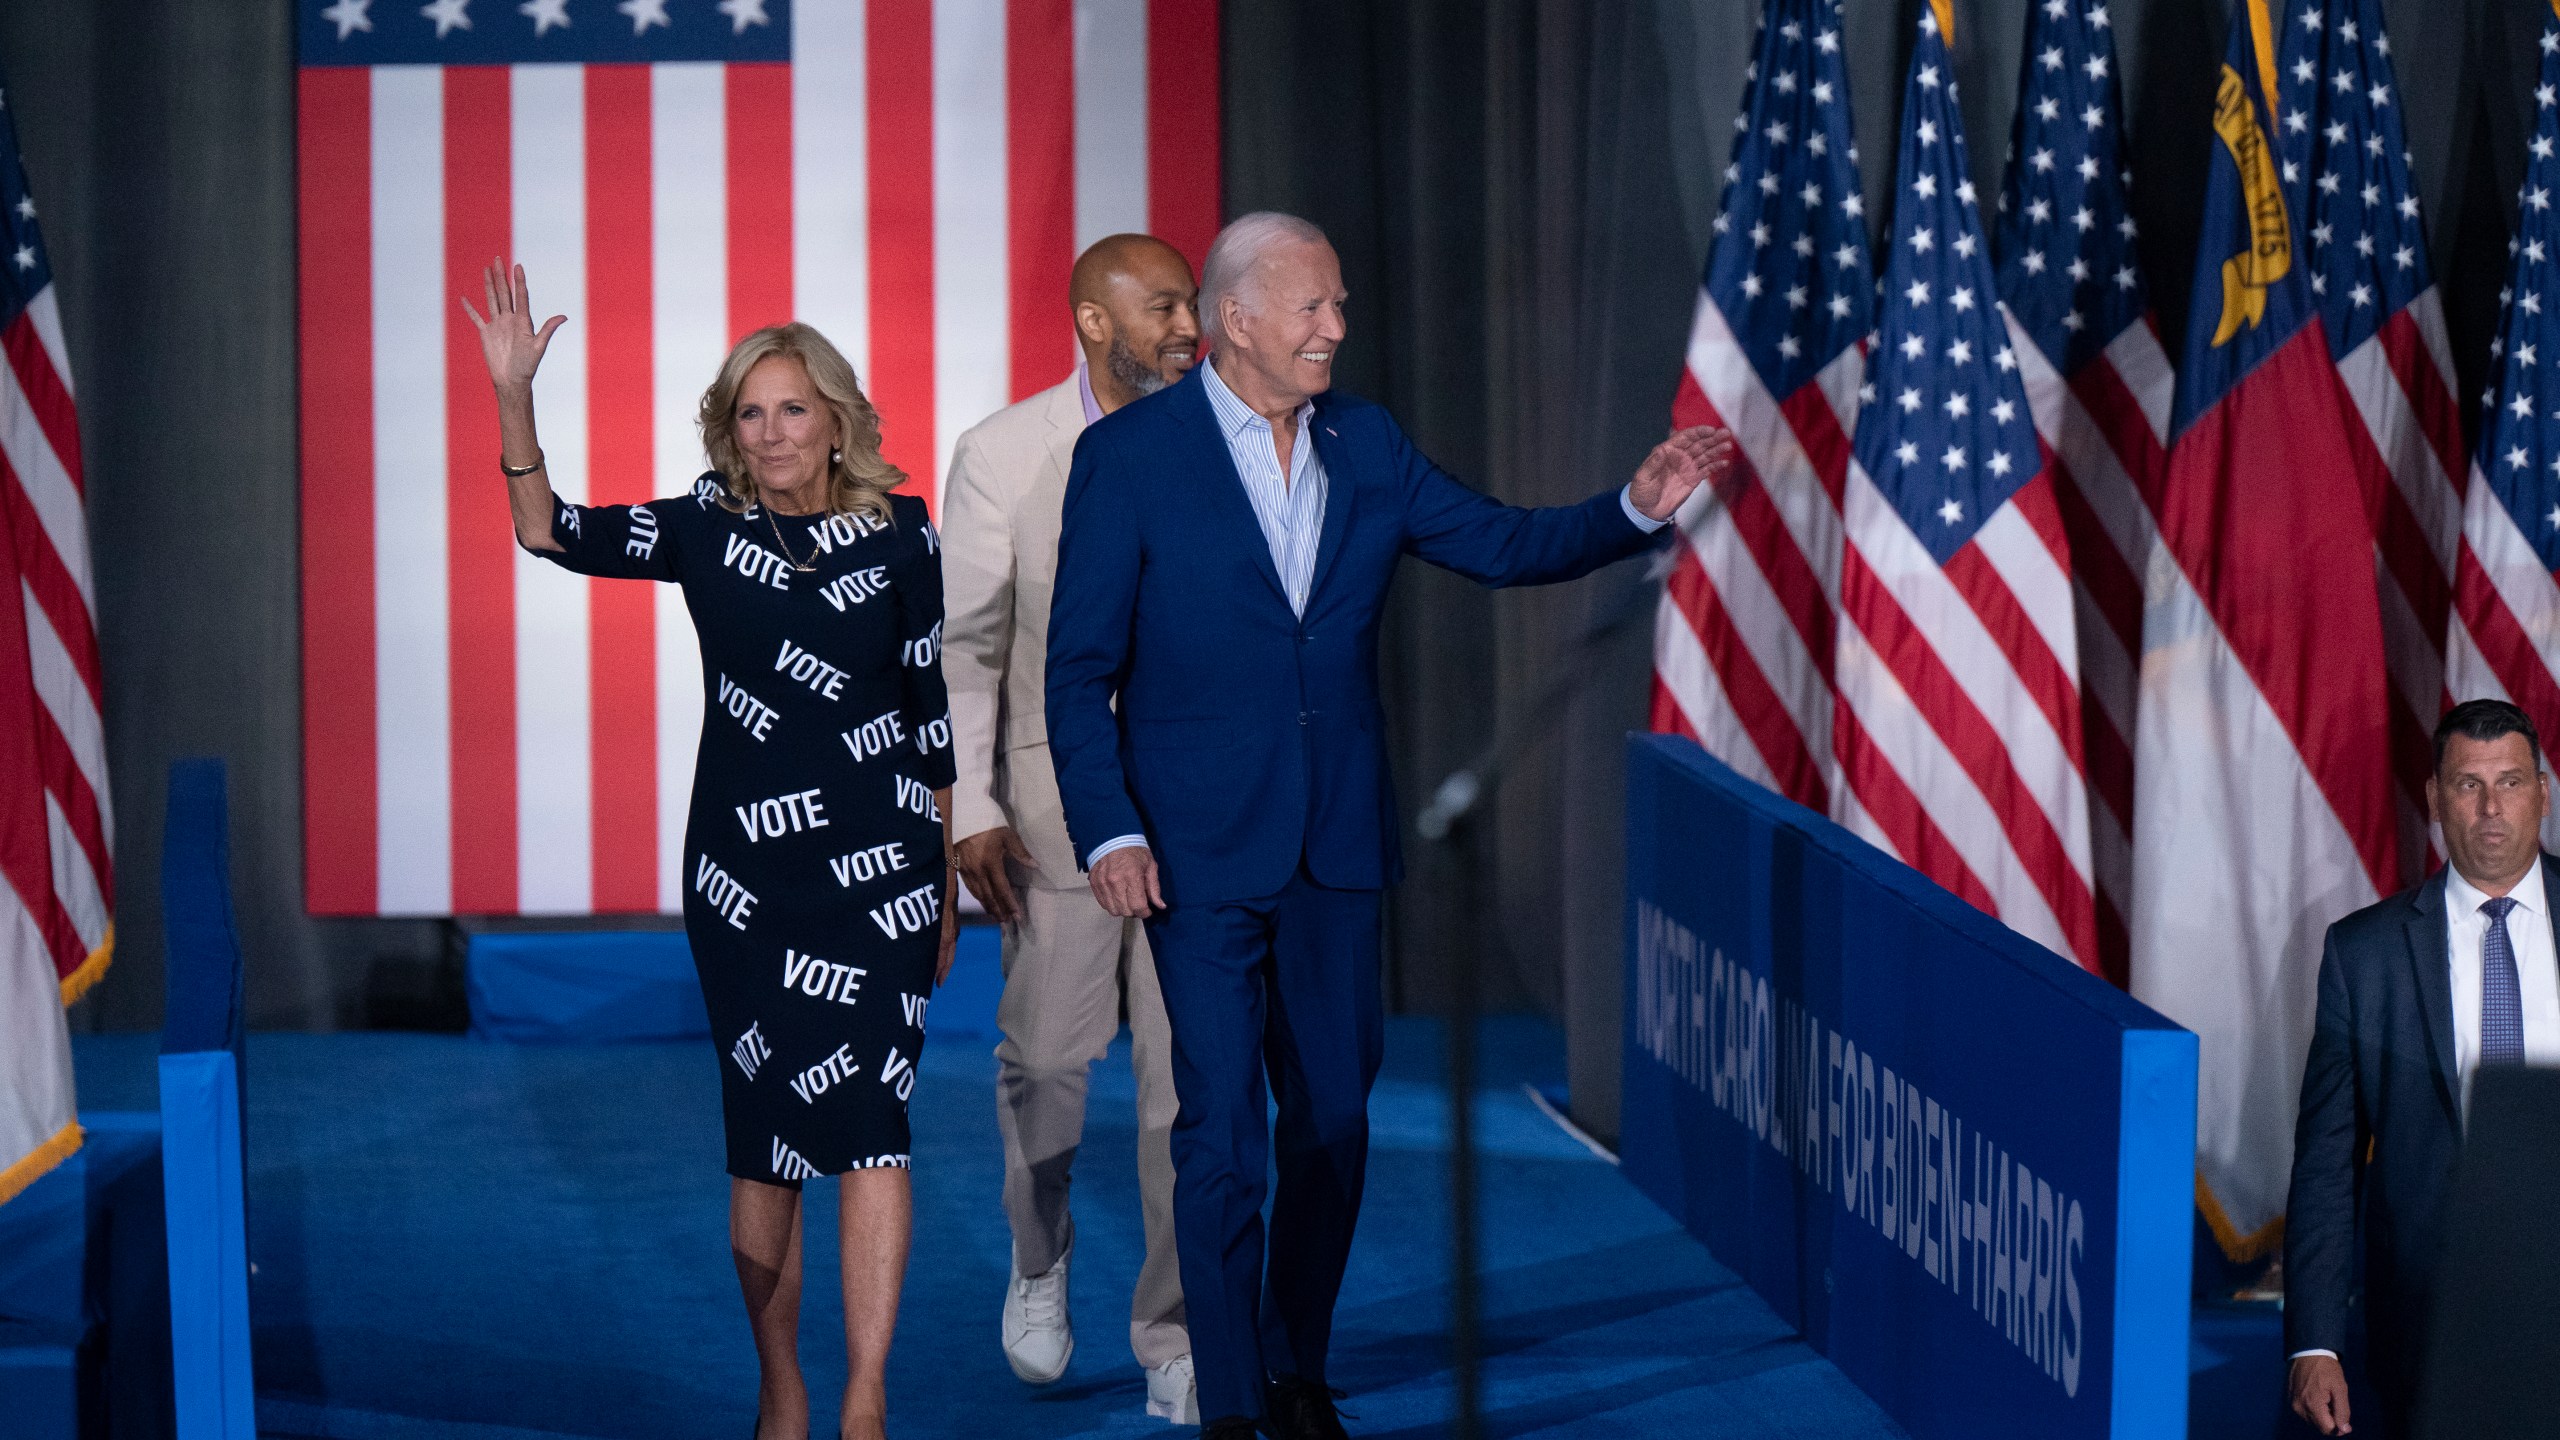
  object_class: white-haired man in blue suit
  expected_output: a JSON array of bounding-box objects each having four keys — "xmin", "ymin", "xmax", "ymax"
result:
[{"xmin": 1045, "ymin": 211, "xmax": 1733, "ymax": 1438}]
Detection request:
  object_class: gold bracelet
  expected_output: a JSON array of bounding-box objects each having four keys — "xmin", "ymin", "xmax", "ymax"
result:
[{"xmin": 499, "ymin": 449, "xmax": 545, "ymax": 478}]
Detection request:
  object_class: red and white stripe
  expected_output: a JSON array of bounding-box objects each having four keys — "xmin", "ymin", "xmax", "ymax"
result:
[
  {"xmin": 2337, "ymin": 293, "xmax": 2467, "ymax": 875},
  {"xmin": 1651, "ymin": 293, "xmax": 1856, "ymax": 814},
  {"xmin": 2446, "ymin": 465, "xmax": 2560, "ymax": 851},
  {"xmin": 1832, "ymin": 408, "xmax": 2100, "ymax": 972},
  {"xmin": 2008, "ymin": 317, "xmax": 2173, "ymax": 984},
  {"xmin": 0, "ymin": 277, "xmax": 111, "ymax": 1000},
  {"xmin": 1654, "ymin": 305, "xmax": 2111, "ymax": 976},
  {"xmin": 298, "ymin": 0, "xmax": 1221, "ymax": 917},
  {"xmin": 2450, "ymin": 449, "xmax": 2560, "ymax": 854}
]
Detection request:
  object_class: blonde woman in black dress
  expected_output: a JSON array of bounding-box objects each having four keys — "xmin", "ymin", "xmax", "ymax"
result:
[{"xmin": 466, "ymin": 260, "xmax": 956, "ymax": 1440}]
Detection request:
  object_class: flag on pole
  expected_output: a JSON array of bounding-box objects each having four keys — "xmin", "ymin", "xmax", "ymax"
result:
[
  {"xmin": 1829, "ymin": 1, "xmax": 2100, "ymax": 972},
  {"xmin": 2270, "ymin": 0, "xmax": 2465, "ymax": 877},
  {"xmin": 1649, "ymin": 0, "xmax": 1869, "ymax": 813},
  {"xmin": 0, "ymin": 67, "xmax": 112, "ymax": 1203},
  {"xmin": 294, "ymin": 0, "xmax": 1220, "ymax": 918},
  {"xmin": 2450, "ymin": 15, "xmax": 2560, "ymax": 839},
  {"xmin": 2130, "ymin": 0, "xmax": 2403, "ymax": 1262},
  {"xmin": 1993, "ymin": 0, "xmax": 2169, "ymax": 986}
]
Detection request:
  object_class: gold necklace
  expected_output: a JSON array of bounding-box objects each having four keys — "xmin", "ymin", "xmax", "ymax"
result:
[{"xmin": 764, "ymin": 506, "xmax": 820, "ymax": 573}]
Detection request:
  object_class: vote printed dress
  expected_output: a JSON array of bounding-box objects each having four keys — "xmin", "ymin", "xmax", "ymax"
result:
[{"xmin": 542, "ymin": 475, "xmax": 955, "ymax": 1185}]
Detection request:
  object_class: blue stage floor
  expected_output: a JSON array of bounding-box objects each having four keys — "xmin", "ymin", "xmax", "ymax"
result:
[{"xmin": 66, "ymin": 1016, "xmax": 1911, "ymax": 1440}]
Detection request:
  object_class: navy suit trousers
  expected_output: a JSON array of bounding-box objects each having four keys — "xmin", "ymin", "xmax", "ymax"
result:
[{"xmin": 1143, "ymin": 862, "xmax": 1384, "ymax": 1424}]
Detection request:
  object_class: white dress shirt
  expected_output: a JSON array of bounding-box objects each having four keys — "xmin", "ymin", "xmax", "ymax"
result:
[
  {"xmin": 2293, "ymin": 856, "xmax": 2560, "ymax": 1362},
  {"xmin": 2440, "ymin": 857, "xmax": 2560, "ymax": 1106},
  {"xmin": 1083, "ymin": 360, "xmax": 1667, "ymax": 868}
]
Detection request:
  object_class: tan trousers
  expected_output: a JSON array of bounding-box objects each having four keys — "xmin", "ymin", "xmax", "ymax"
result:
[{"xmin": 995, "ymin": 877, "xmax": 1188, "ymax": 1368}]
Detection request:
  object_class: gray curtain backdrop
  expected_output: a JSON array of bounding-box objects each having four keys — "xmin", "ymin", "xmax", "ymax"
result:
[
  {"xmin": 2, "ymin": 0, "xmax": 449, "ymax": 1038},
  {"xmin": 3, "ymin": 1, "xmax": 2546, "ymax": 1137}
]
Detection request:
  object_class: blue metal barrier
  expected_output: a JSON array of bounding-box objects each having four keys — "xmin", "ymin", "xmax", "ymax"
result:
[
  {"xmin": 158, "ymin": 759, "xmax": 252, "ymax": 1440},
  {"xmin": 1621, "ymin": 734, "xmax": 2197, "ymax": 1439}
]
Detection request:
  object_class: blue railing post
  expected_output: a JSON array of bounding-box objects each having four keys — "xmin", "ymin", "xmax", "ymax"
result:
[{"xmin": 158, "ymin": 758, "xmax": 253, "ymax": 1440}]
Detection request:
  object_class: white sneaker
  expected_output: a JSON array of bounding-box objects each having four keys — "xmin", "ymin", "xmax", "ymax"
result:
[
  {"xmin": 1145, "ymin": 1353, "xmax": 1198, "ymax": 1424},
  {"xmin": 1001, "ymin": 1245, "xmax": 1073, "ymax": 1384}
]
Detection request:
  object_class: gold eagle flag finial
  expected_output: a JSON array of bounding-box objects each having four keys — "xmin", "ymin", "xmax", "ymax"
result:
[{"xmin": 2209, "ymin": 0, "xmax": 2292, "ymax": 347}]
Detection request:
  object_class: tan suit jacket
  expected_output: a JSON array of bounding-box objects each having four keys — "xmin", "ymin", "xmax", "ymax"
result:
[{"xmin": 942, "ymin": 375, "xmax": 1090, "ymax": 890}]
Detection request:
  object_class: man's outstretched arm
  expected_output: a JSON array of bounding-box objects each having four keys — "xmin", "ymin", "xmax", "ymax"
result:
[{"xmin": 1397, "ymin": 417, "xmax": 1734, "ymax": 587}]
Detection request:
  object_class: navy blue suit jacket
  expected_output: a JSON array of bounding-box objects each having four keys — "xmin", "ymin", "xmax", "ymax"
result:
[
  {"xmin": 1044, "ymin": 365, "xmax": 1662, "ymax": 907},
  {"xmin": 2284, "ymin": 858, "xmax": 2560, "ymax": 1403}
]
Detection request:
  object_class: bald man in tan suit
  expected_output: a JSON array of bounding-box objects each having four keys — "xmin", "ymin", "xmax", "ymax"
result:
[{"xmin": 942, "ymin": 234, "xmax": 1201, "ymax": 1425}]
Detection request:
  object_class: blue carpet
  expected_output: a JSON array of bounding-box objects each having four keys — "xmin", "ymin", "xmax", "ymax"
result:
[{"xmin": 68, "ymin": 1016, "xmax": 1910, "ymax": 1439}]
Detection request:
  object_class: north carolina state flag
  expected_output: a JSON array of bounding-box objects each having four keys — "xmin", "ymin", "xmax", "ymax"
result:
[{"xmin": 2127, "ymin": 0, "xmax": 2404, "ymax": 1260}]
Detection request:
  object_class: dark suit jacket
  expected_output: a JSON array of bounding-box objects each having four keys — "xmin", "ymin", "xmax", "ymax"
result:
[
  {"xmin": 1043, "ymin": 365, "xmax": 1659, "ymax": 906},
  {"xmin": 2284, "ymin": 857, "xmax": 2560, "ymax": 1408}
]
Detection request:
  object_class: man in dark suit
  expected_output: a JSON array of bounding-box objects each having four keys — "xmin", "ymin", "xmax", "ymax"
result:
[
  {"xmin": 2287, "ymin": 698, "xmax": 2560, "ymax": 1435},
  {"xmin": 1045, "ymin": 211, "xmax": 1731, "ymax": 1439}
]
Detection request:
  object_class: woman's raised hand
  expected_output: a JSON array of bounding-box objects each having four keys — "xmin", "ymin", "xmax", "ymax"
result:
[{"xmin": 460, "ymin": 258, "xmax": 566, "ymax": 394}]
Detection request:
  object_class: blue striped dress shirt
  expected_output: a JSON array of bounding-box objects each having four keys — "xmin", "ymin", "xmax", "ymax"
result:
[{"xmin": 1199, "ymin": 354, "xmax": 1329, "ymax": 616}]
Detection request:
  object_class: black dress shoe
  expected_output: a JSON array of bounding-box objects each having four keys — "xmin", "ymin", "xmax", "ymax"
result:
[
  {"xmin": 1201, "ymin": 1417, "xmax": 1267, "ymax": 1440},
  {"xmin": 1265, "ymin": 1375, "xmax": 1352, "ymax": 1440}
]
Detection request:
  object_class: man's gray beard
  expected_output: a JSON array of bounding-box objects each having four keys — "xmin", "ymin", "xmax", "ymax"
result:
[{"xmin": 1106, "ymin": 336, "xmax": 1171, "ymax": 397}]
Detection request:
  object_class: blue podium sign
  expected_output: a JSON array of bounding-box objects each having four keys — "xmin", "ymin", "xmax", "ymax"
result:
[{"xmin": 1621, "ymin": 735, "xmax": 2196, "ymax": 1439}]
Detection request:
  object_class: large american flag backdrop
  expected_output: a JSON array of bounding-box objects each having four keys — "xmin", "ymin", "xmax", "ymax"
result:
[{"xmin": 296, "ymin": 0, "xmax": 1219, "ymax": 917}]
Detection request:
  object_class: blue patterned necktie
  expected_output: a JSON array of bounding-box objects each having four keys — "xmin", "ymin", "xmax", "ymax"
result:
[{"xmin": 2481, "ymin": 896, "xmax": 2527, "ymax": 1069}]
